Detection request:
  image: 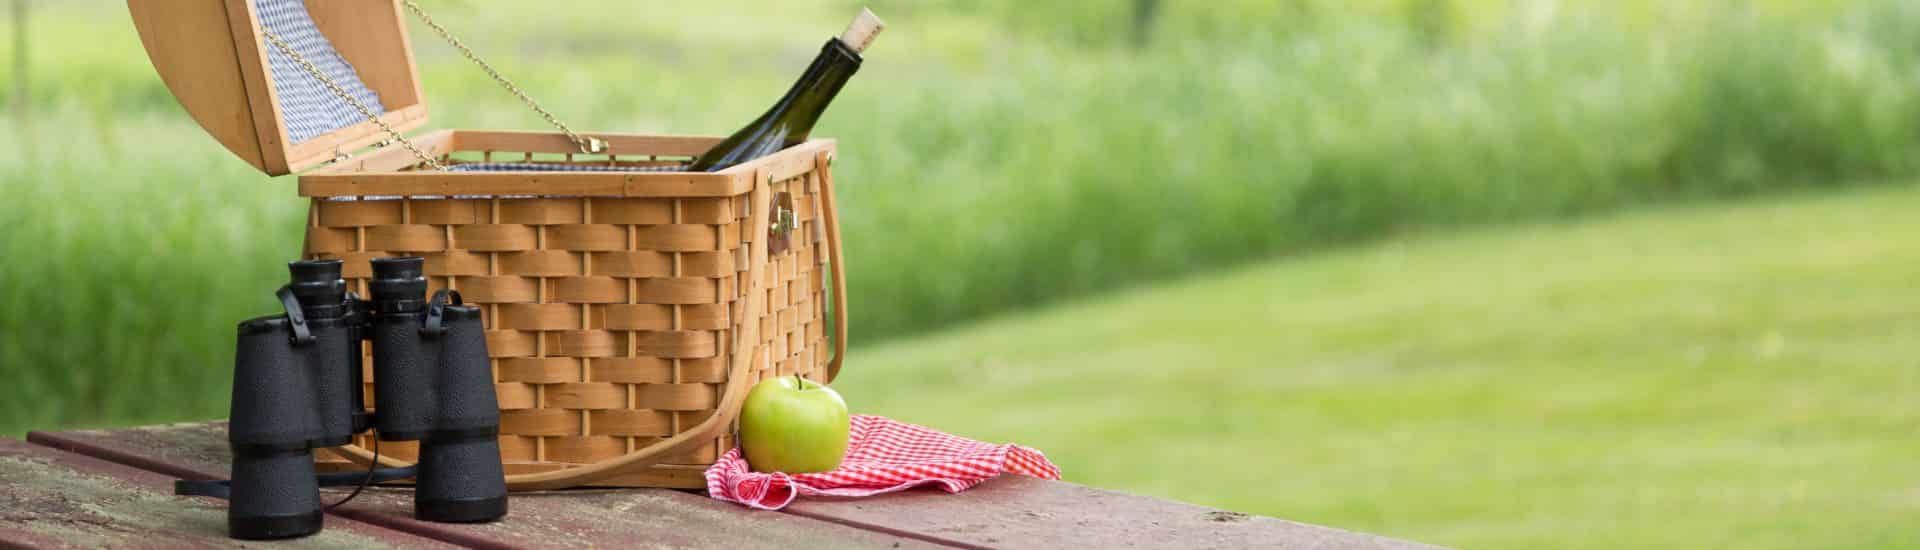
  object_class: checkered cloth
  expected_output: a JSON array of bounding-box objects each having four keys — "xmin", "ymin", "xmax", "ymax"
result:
[
  {"xmin": 706, "ymin": 415, "xmax": 1061, "ymax": 510},
  {"xmin": 256, "ymin": 0, "xmax": 387, "ymax": 144},
  {"xmin": 445, "ymin": 163, "xmax": 684, "ymax": 173}
]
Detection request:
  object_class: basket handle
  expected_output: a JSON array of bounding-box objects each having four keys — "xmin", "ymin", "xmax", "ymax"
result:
[
  {"xmin": 327, "ymin": 173, "xmax": 779, "ymax": 490},
  {"xmin": 816, "ymin": 151, "xmax": 850, "ymax": 383}
]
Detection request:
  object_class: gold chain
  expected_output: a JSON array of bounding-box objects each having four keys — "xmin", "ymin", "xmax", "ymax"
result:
[
  {"xmin": 401, "ymin": 0, "xmax": 607, "ymax": 155},
  {"xmin": 260, "ymin": 29, "xmax": 448, "ymax": 170}
]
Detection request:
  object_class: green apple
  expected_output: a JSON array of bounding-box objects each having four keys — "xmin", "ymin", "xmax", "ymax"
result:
[{"xmin": 739, "ymin": 374, "xmax": 850, "ymax": 473}]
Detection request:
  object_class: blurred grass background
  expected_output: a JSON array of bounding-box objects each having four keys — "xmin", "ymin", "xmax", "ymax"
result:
[
  {"xmin": 1, "ymin": 0, "xmax": 1917, "ymax": 547},
  {"xmin": 846, "ymin": 183, "xmax": 1920, "ymax": 549}
]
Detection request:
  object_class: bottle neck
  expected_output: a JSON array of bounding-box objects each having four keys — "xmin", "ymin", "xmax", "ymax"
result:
[
  {"xmin": 687, "ymin": 38, "xmax": 863, "ymax": 172},
  {"xmin": 769, "ymin": 38, "xmax": 863, "ymax": 143}
]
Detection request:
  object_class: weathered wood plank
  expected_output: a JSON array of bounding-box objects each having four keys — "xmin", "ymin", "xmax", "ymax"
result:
[
  {"xmin": 26, "ymin": 424, "xmax": 939, "ymax": 549},
  {"xmin": 0, "ymin": 438, "xmax": 453, "ymax": 549},
  {"xmin": 783, "ymin": 475, "xmax": 1441, "ymax": 550}
]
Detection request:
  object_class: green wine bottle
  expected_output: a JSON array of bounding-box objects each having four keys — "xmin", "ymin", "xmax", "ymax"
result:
[{"xmin": 687, "ymin": 9, "xmax": 884, "ymax": 172}]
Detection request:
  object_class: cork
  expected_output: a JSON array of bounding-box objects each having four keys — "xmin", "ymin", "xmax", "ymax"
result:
[{"xmin": 837, "ymin": 8, "xmax": 886, "ymax": 55}]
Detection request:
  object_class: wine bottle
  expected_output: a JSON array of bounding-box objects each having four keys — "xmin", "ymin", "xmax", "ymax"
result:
[{"xmin": 687, "ymin": 9, "xmax": 884, "ymax": 172}]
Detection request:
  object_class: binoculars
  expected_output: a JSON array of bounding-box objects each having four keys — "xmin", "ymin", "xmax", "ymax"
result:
[{"xmin": 203, "ymin": 256, "xmax": 507, "ymax": 539}]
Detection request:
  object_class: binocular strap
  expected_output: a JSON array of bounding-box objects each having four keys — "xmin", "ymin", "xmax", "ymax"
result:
[
  {"xmin": 276, "ymin": 285, "xmax": 316, "ymax": 345},
  {"xmin": 421, "ymin": 289, "xmax": 462, "ymax": 337}
]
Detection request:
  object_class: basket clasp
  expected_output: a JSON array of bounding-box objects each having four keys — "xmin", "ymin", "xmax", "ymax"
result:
[{"xmin": 769, "ymin": 192, "xmax": 797, "ymax": 255}]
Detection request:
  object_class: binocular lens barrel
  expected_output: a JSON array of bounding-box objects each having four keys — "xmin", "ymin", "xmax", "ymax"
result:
[
  {"xmin": 416, "ymin": 305, "xmax": 507, "ymax": 522},
  {"xmin": 369, "ymin": 256, "xmax": 434, "ymax": 441},
  {"xmin": 285, "ymin": 259, "xmax": 365, "ymax": 446},
  {"xmin": 227, "ymin": 447, "xmax": 324, "ymax": 540},
  {"xmin": 228, "ymin": 316, "xmax": 325, "ymax": 539}
]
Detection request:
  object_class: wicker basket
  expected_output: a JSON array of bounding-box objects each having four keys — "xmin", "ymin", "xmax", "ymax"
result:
[
  {"xmin": 130, "ymin": 0, "xmax": 847, "ymax": 489},
  {"xmin": 307, "ymin": 133, "xmax": 846, "ymax": 489}
]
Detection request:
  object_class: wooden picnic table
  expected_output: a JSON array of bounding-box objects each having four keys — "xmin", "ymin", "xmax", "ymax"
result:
[{"xmin": 4, "ymin": 423, "xmax": 1438, "ymax": 549}]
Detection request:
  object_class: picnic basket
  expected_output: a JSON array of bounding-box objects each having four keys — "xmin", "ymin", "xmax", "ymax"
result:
[{"xmin": 129, "ymin": 0, "xmax": 849, "ymax": 489}]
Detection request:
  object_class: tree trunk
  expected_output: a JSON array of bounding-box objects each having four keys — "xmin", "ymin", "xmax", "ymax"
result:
[
  {"xmin": 1130, "ymin": 0, "xmax": 1159, "ymax": 49},
  {"xmin": 10, "ymin": 0, "xmax": 25, "ymax": 121},
  {"xmin": 1409, "ymin": 0, "xmax": 1454, "ymax": 48}
]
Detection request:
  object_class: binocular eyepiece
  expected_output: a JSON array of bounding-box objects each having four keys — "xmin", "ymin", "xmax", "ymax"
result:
[
  {"xmin": 369, "ymin": 256, "xmax": 428, "ymax": 313},
  {"xmin": 215, "ymin": 257, "xmax": 506, "ymax": 540},
  {"xmin": 287, "ymin": 259, "xmax": 349, "ymax": 319}
]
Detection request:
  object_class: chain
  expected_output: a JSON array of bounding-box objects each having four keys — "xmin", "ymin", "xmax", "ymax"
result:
[
  {"xmin": 401, "ymin": 0, "xmax": 607, "ymax": 154},
  {"xmin": 260, "ymin": 29, "xmax": 448, "ymax": 171}
]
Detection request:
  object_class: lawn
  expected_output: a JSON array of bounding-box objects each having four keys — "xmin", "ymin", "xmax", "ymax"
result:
[
  {"xmin": 3, "ymin": 2, "xmax": 1918, "ymax": 547},
  {"xmin": 837, "ymin": 182, "xmax": 1920, "ymax": 549}
]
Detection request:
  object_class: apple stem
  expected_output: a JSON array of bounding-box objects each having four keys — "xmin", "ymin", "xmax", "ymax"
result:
[{"xmin": 794, "ymin": 373, "xmax": 803, "ymax": 389}]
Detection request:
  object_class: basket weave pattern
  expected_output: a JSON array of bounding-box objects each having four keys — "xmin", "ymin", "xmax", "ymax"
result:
[{"xmin": 303, "ymin": 147, "xmax": 833, "ymax": 488}]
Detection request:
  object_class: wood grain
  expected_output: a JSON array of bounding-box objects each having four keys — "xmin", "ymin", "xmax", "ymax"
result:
[
  {"xmin": 0, "ymin": 437, "xmax": 454, "ymax": 549},
  {"xmin": 304, "ymin": 0, "xmax": 424, "ymax": 113},
  {"xmin": 127, "ymin": 0, "xmax": 431, "ymax": 176},
  {"xmin": 782, "ymin": 475, "xmax": 1443, "ymax": 550},
  {"xmin": 23, "ymin": 423, "xmax": 1445, "ymax": 549},
  {"xmin": 127, "ymin": 0, "xmax": 268, "ymax": 173},
  {"xmin": 24, "ymin": 425, "xmax": 938, "ymax": 549}
]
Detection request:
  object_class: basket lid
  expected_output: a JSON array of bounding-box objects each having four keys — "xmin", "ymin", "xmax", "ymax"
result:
[{"xmin": 129, "ymin": 0, "xmax": 429, "ymax": 176}]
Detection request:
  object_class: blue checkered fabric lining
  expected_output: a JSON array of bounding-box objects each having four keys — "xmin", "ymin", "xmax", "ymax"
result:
[
  {"xmin": 256, "ymin": 0, "xmax": 386, "ymax": 145},
  {"xmin": 446, "ymin": 163, "xmax": 686, "ymax": 172}
]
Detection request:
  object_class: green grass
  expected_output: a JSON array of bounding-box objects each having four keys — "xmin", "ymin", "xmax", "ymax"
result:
[
  {"xmin": 3, "ymin": 2, "xmax": 1920, "ymax": 545},
  {"xmin": 0, "ymin": 114, "xmax": 304, "ymax": 433},
  {"xmin": 838, "ymin": 182, "xmax": 1920, "ymax": 549}
]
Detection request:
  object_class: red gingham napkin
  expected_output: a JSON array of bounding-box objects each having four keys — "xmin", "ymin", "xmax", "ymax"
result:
[{"xmin": 705, "ymin": 414, "xmax": 1062, "ymax": 510}]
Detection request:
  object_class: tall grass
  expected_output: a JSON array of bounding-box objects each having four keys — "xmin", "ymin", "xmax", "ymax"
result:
[
  {"xmin": 4, "ymin": 0, "xmax": 1920, "ymax": 432},
  {"xmin": 0, "ymin": 113, "xmax": 303, "ymax": 430},
  {"xmin": 830, "ymin": 1, "xmax": 1920, "ymax": 334}
]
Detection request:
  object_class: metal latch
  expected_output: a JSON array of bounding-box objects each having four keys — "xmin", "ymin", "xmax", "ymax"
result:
[{"xmin": 770, "ymin": 192, "xmax": 798, "ymax": 255}]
